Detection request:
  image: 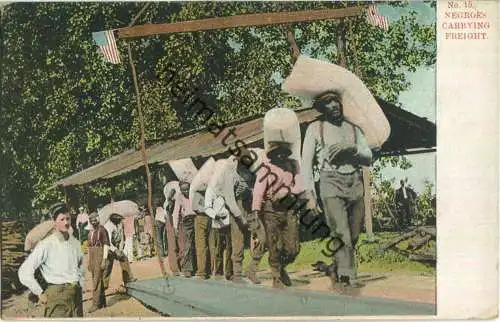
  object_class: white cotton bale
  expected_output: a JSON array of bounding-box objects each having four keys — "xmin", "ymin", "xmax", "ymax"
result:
[
  {"xmin": 282, "ymin": 55, "xmax": 390, "ymax": 148},
  {"xmin": 168, "ymin": 158, "xmax": 198, "ymax": 183},
  {"xmin": 99, "ymin": 200, "xmax": 140, "ymax": 224},
  {"xmin": 263, "ymin": 108, "xmax": 302, "ymax": 161},
  {"xmin": 24, "ymin": 220, "xmax": 55, "ymax": 252}
]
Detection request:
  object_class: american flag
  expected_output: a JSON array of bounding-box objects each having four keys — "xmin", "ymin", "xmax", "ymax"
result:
[
  {"xmin": 366, "ymin": 5, "xmax": 389, "ymax": 31},
  {"xmin": 92, "ymin": 30, "xmax": 121, "ymax": 64}
]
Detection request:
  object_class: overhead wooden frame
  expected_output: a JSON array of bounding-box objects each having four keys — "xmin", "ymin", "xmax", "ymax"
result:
[{"xmin": 116, "ymin": 6, "xmax": 365, "ymax": 38}]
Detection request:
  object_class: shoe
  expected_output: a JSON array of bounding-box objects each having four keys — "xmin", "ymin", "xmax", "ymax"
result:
[
  {"xmin": 193, "ymin": 275, "xmax": 207, "ymax": 280},
  {"xmin": 272, "ymin": 277, "xmax": 284, "ymax": 289},
  {"xmin": 183, "ymin": 272, "xmax": 193, "ymax": 278},
  {"xmin": 279, "ymin": 267, "xmax": 292, "ymax": 287},
  {"xmin": 246, "ymin": 270, "xmax": 261, "ymax": 284}
]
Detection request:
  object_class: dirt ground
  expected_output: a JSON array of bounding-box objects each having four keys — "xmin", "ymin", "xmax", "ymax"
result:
[{"xmin": 1, "ymin": 256, "xmax": 435, "ymax": 319}]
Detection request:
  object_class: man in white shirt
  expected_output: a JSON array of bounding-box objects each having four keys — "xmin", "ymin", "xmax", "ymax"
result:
[
  {"xmin": 103, "ymin": 214, "xmax": 136, "ymax": 289},
  {"xmin": 18, "ymin": 202, "xmax": 84, "ymax": 317}
]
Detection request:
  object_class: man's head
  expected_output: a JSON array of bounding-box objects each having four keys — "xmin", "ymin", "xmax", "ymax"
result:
[
  {"xmin": 89, "ymin": 212, "xmax": 99, "ymax": 227},
  {"xmin": 79, "ymin": 206, "xmax": 84, "ymax": 213},
  {"xmin": 267, "ymin": 142, "xmax": 293, "ymax": 163},
  {"xmin": 400, "ymin": 179, "xmax": 405, "ymax": 187},
  {"xmin": 313, "ymin": 91, "xmax": 343, "ymax": 123},
  {"xmin": 50, "ymin": 202, "xmax": 71, "ymax": 233},
  {"xmin": 110, "ymin": 214, "xmax": 123, "ymax": 225}
]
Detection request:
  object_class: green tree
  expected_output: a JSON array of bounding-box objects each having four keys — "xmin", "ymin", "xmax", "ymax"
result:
[{"xmin": 1, "ymin": 2, "xmax": 436, "ymax": 221}]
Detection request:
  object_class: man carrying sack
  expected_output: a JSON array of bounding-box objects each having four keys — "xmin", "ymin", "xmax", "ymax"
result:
[
  {"xmin": 87, "ymin": 212, "xmax": 109, "ymax": 313},
  {"xmin": 18, "ymin": 202, "xmax": 84, "ymax": 317},
  {"xmin": 103, "ymin": 214, "xmax": 136, "ymax": 289}
]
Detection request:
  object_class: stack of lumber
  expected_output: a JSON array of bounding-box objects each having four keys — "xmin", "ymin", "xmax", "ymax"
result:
[
  {"xmin": 376, "ymin": 226, "xmax": 436, "ymax": 264},
  {"xmin": 2, "ymin": 220, "xmax": 27, "ymax": 299}
]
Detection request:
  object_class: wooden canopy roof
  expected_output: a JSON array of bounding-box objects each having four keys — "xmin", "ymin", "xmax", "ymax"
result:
[{"xmin": 53, "ymin": 100, "xmax": 436, "ymax": 188}]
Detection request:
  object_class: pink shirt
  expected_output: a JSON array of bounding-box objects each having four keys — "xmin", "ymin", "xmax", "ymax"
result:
[
  {"xmin": 172, "ymin": 194, "xmax": 193, "ymax": 231},
  {"xmin": 252, "ymin": 160, "xmax": 304, "ymax": 211},
  {"xmin": 123, "ymin": 216, "xmax": 135, "ymax": 238}
]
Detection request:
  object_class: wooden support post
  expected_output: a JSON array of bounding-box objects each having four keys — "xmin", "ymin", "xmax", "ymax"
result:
[
  {"xmin": 117, "ymin": 7, "xmax": 364, "ymax": 39},
  {"xmin": 285, "ymin": 26, "xmax": 300, "ymax": 64},
  {"xmin": 362, "ymin": 167, "xmax": 375, "ymax": 241},
  {"xmin": 127, "ymin": 43, "xmax": 170, "ymax": 279}
]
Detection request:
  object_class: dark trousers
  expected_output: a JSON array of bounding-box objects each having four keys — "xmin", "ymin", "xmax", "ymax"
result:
[
  {"xmin": 230, "ymin": 215, "xmax": 246, "ymax": 277},
  {"xmin": 247, "ymin": 221, "xmax": 267, "ymax": 274},
  {"xmin": 194, "ymin": 214, "xmax": 211, "ymax": 277},
  {"xmin": 181, "ymin": 216, "xmax": 196, "ymax": 275},
  {"xmin": 166, "ymin": 215, "xmax": 182, "ymax": 274},
  {"xmin": 103, "ymin": 251, "xmax": 134, "ymax": 289},
  {"xmin": 262, "ymin": 210, "xmax": 299, "ymax": 280},
  {"xmin": 156, "ymin": 220, "xmax": 166, "ymax": 257},
  {"xmin": 88, "ymin": 246, "xmax": 106, "ymax": 308},
  {"xmin": 321, "ymin": 196, "xmax": 364, "ymax": 279},
  {"xmin": 211, "ymin": 226, "xmax": 233, "ymax": 279},
  {"xmin": 43, "ymin": 283, "xmax": 83, "ymax": 317}
]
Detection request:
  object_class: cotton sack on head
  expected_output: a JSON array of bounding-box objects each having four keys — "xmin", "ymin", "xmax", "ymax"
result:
[
  {"xmin": 282, "ymin": 55, "xmax": 390, "ymax": 148},
  {"xmin": 263, "ymin": 108, "xmax": 302, "ymax": 163}
]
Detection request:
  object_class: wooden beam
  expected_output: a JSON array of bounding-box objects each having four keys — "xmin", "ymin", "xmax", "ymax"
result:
[{"xmin": 117, "ymin": 7, "xmax": 364, "ymax": 39}]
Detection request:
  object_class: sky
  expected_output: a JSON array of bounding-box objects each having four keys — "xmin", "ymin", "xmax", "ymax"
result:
[{"xmin": 377, "ymin": 2, "xmax": 436, "ymax": 194}]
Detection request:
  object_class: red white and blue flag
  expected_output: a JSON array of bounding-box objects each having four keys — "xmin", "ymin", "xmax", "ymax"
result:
[
  {"xmin": 366, "ymin": 5, "xmax": 389, "ymax": 31},
  {"xmin": 92, "ymin": 30, "xmax": 121, "ymax": 64}
]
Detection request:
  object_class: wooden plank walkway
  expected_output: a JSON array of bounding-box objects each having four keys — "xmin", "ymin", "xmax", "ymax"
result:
[{"xmin": 126, "ymin": 277, "xmax": 436, "ymax": 317}]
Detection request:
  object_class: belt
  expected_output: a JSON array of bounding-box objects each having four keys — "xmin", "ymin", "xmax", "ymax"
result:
[{"xmin": 48, "ymin": 282, "xmax": 79, "ymax": 288}]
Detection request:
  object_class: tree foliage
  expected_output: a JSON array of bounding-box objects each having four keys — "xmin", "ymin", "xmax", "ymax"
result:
[{"xmin": 0, "ymin": 2, "xmax": 436, "ymax": 220}]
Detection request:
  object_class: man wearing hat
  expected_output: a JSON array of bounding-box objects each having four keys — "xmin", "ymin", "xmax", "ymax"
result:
[
  {"xmin": 87, "ymin": 212, "xmax": 109, "ymax": 313},
  {"xmin": 252, "ymin": 142, "xmax": 304, "ymax": 288},
  {"xmin": 18, "ymin": 202, "xmax": 85, "ymax": 317},
  {"xmin": 103, "ymin": 213, "xmax": 136, "ymax": 289},
  {"xmin": 302, "ymin": 90, "xmax": 373, "ymax": 289}
]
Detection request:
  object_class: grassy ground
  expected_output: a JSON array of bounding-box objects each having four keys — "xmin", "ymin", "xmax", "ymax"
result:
[{"xmin": 242, "ymin": 232, "xmax": 436, "ymax": 275}]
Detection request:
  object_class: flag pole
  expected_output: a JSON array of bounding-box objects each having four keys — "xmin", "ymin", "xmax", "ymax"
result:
[
  {"xmin": 346, "ymin": 5, "xmax": 375, "ymax": 242},
  {"xmin": 127, "ymin": 42, "xmax": 171, "ymax": 281}
]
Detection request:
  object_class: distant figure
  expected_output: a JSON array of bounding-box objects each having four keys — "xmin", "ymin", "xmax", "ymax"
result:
[
  {"xmin": 87, "ymin": 212, "xmax": 109, "ymax": 313},
  {"xmin": 395, "ymin": 178, "xmax": 417, "ymax": 229},
  {"xmin": 164, "ymin": 181, "xmax": 183, "ymax": 275},
  {"xmin": 18, "ymin": 202, "xmax": 84, "ymax": 317},
  {"xmin": 76, "ymin": 207, "xmax": 89, "ymax": 244},
  {"xmin": 154, "ymin": 202, "xmax": 167, "ymax": 258},
  {"xmin": 122, "ymin": 215, "xmax": 135, "ymax": 262},
  {"xmin": 136, "ymin": 208, "xmax": 153, "ymax": 259}
]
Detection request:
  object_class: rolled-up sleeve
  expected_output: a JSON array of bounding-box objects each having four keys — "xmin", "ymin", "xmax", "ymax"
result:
[
  {"xmin": 18, "ymin": 243, "xmax": 48, "ymax": 296},
  {"xmin": 301, "ymin": 123, "xmax": 318, "ymax": 199}
]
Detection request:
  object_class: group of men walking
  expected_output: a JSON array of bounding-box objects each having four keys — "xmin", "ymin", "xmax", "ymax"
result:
[
  {"xmin": 18, "ymin": 89, "xmax": 374, "ymax": 317},
  {"xmin": 160, "ymin": 90, "xmax": 373, "ymax": 289}
]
